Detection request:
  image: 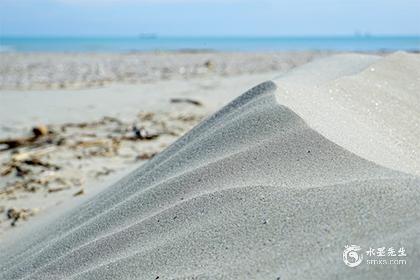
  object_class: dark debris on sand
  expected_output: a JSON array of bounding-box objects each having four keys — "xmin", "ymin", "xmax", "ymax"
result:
[{"xmin": 0, "ymin": 110, "xmax": 206, "ymax": 230}]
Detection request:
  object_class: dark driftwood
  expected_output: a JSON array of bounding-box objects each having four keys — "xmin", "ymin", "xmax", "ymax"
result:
[
  {"xmin": 0, "ymin": 125, "xmax": 52, "ymax": 151},
  {"xmin": 0, "ymin": 135, "xmax": 55, "ymax": 151},
  {"xmin": 170, "ymin": 98, "xmax": 203, "ymax": 106}
]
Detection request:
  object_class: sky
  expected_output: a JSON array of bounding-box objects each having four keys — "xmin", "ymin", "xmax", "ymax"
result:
[{"xmin": 0, "ymin": 0, "xmax": 419, "ymax": 37}]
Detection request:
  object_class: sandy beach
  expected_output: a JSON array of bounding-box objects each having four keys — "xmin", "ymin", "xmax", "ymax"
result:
[
  {"xmin": 2, "ymin": 0, "xmax": 419, "ymax": 277},
  {"xmin": 0, "ymin": 52, "xmax": 326, "ymax": 237},
  {"xmin": 0, "ymin": 51, "xmax": 328, "ymax": 90},
  {"xmin": 0, "ymin": 51, "xmax": 419, "ymax": 279}
]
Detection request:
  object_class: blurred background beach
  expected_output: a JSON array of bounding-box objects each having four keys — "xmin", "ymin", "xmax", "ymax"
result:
[{"xmin": 0, "ymin": 0, "xmax": 419, "ymax": 236}]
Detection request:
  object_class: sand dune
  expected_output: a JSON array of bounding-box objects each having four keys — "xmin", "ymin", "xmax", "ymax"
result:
[
  {"xmin": 1, "ymin": 52, "xmax": 419, "ymax": 279},
  {"xmin": 274, "ymin": 52, "xmax": 420, "ymax": 176}
]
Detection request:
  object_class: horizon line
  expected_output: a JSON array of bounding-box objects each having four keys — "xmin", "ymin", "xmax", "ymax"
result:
[{"xmin": 1, "ymin": 34, "xmax": 420, "ymax": 39}]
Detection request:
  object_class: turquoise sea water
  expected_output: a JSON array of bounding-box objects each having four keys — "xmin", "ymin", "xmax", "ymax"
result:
[{"xmin": 1, "ymin": 36, "xmax": 419, "ymax": 52}]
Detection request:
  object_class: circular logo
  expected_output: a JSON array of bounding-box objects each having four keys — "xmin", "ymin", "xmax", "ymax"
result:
[{"xmin": 343, "ymin": 245, "xmax": 363, "ymax": 267}]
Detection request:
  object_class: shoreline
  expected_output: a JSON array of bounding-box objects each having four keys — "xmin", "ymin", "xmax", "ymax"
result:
[{"xmin": 0, "ymin": 51, "xmax": 334, "ymax": 90}]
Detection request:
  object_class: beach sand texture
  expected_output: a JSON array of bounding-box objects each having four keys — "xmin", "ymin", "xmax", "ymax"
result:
[
  {"xmin": 0, "ymin": 51, "xmax": 325, "ymax": 90},
  {"xmin": 0, "ymin": 52, "xmax": 419, "ymax": 279}
]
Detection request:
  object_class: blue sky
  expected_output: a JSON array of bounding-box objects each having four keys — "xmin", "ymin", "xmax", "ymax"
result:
[{"xmin": 1, "ymin": 0, "xmax": 419, "ymax": 36}]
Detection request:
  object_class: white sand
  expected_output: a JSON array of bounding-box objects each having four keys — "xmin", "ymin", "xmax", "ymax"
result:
[
  {"xmin": 274, "ymin": 52, "xmax": 420, "ymax": 176},
  {"xmin": 0, "ymin": 72, "xmax": 275, "ymax": 138},
  {"xmin": 0, "ymin": 52, "xmax": 419, "ymax": 279}
]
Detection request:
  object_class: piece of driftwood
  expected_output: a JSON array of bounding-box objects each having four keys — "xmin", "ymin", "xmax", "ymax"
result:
[
  {"xmin": 136, "ymin": 152, "xmax": 157, "ymax": 160},
  {"xmin": 170, "ymin": 98, "xmax": 203, "ymax": 106},
  {"xmin": 73, "ymin": 189, "xmax": 85, "ymax": 196},
  {"xmin": 0, "ymin": 137, "xmax": 40, "ymax": 150},
  {"xmin": 1, "ymin": 146, "xmax": 60, "ymax": 178},
  {"xmin": 0, "ymin": 125, "xmax": 55, "ymax": 151},
  {"xmin": 48, "ymin": 186, "xmax": 69, "ymax": 193}
]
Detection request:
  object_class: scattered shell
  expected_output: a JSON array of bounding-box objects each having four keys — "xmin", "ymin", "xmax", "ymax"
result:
[
  {"xmin": 6, "ymin": 207, "xmax": 38, "ymax": 226},
  {"xmin": 204, "ymin": 60, "xmax": 214, "ymax": 69},
  {"xmin": 48, "ymin": 186, "xmax": 68, "ymax": 193},
  {"xmin": 32, "ymin": 125, "xmax": 49, "ymax": 137},
  {"xmin": 130, "ymin": 126, "xmax": 160, "ymax": 140}
]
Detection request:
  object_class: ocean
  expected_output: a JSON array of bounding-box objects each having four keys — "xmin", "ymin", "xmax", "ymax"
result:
[{"xmin": 1, "ymin": 36, "xmax": 419, "ymax": 52}]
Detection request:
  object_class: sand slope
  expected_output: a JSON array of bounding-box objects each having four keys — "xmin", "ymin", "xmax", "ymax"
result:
[
  {"xmin": 274, "ymin": 51, "xmax": 420, "ymax": 176},
  {"xmin": 1, "ymin": 53, "xmax": 420, "ymax": 279}
]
